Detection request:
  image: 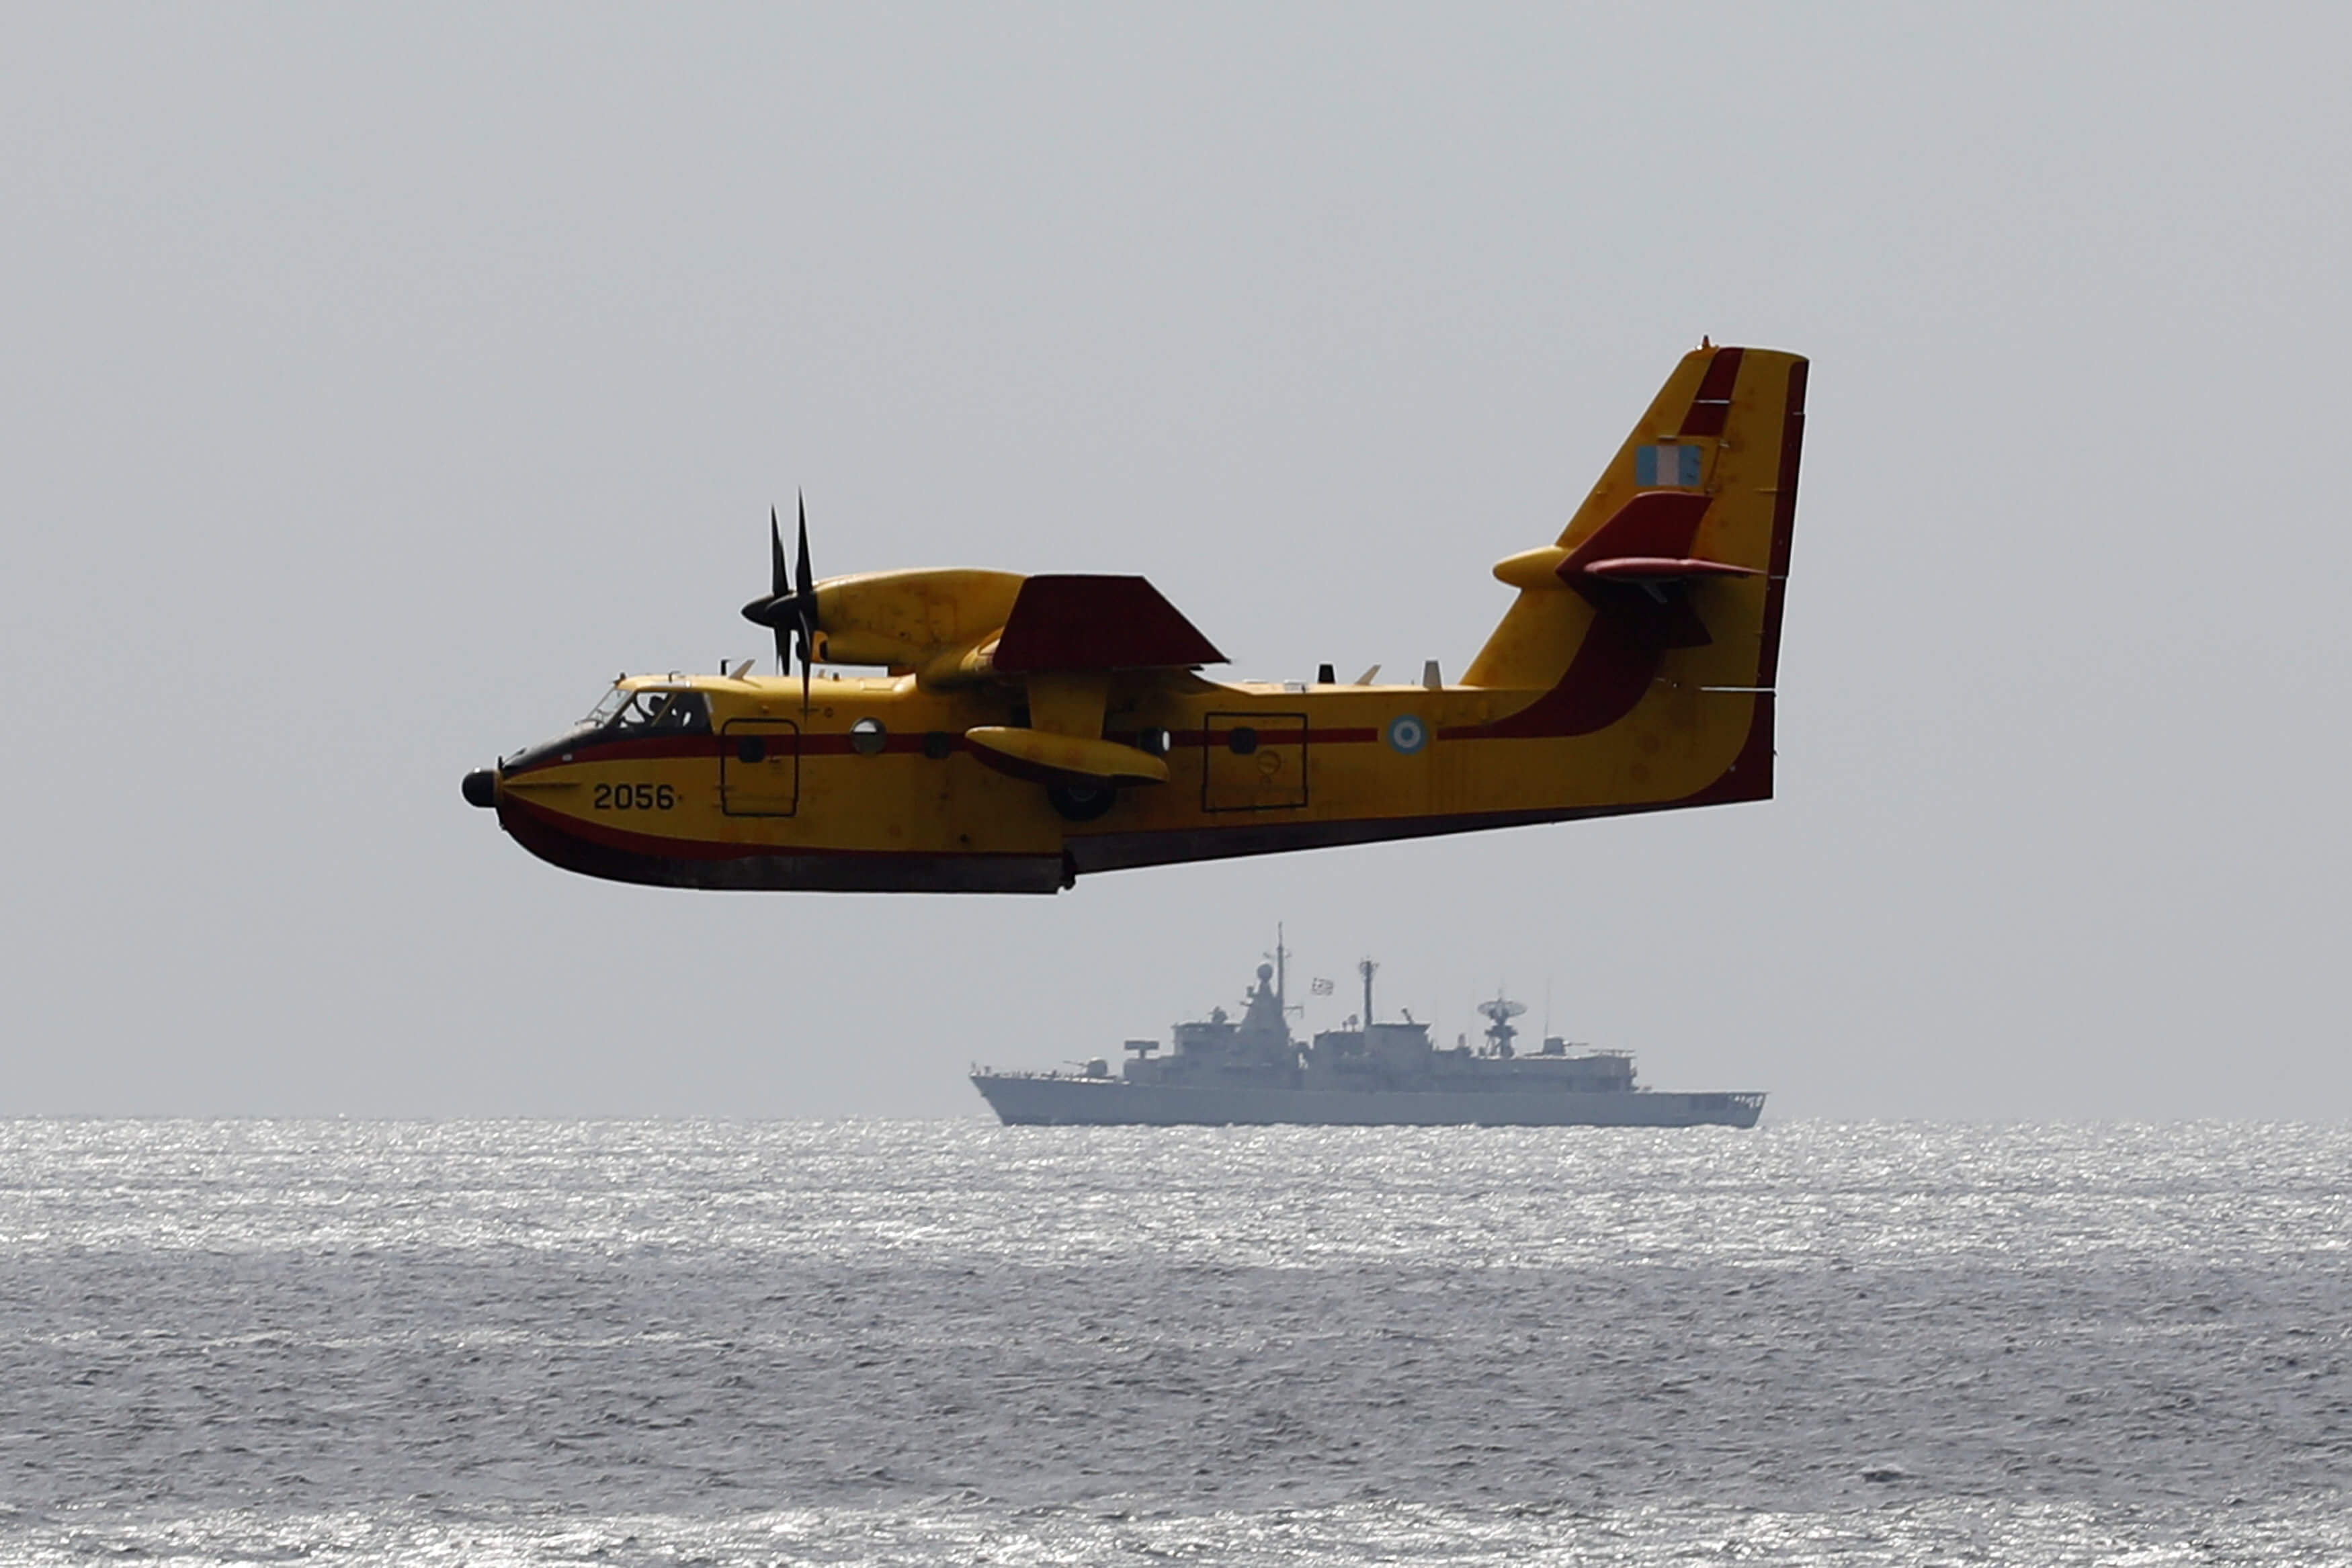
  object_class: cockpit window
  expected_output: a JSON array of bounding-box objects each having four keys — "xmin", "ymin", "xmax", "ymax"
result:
[
  {"xmin": 583, "ymin": 686, "xmax": 634, "ymax": 727},
  {"xmin": 622, "ymin": 689, "xmax": 711, "ymax": 732},
  {"xmin": 582, "ymin": 685, "xmax": 711, "ymax": 734},
  {"xmin": 661, "ymin": 691, "xmax": 712, "ymax": 732}
]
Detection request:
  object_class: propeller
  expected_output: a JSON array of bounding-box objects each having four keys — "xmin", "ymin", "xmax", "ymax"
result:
[{"xmin": 741, "ymin": 492, "xmax": 820, "ymax": 710}]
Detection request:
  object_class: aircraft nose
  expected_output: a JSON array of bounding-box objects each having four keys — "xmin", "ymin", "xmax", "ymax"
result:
[{"xmin": 462, "ymin": 769, "xmax": 498, "ymax": 809}]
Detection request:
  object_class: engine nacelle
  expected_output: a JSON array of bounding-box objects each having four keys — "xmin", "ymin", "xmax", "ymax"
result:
[{"xmin": 810, "ymin": 568, "xmax": 1026, "ymax": 678}]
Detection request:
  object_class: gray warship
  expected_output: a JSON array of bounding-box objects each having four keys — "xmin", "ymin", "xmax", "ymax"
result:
[{"xmin": 970, "ymin": 944, "xmax": 1764, "ymax": 1128}]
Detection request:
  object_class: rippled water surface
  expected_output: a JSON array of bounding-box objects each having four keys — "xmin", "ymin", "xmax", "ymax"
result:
[{"xmin": 1, "ymin": 1121, "xmax": 2346, "ymax": 1565}]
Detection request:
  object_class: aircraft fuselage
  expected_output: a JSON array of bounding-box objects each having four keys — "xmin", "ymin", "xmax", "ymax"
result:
[{"xmin": 470, "ymin": 670, "xmax": 1773, "ymax": 894}]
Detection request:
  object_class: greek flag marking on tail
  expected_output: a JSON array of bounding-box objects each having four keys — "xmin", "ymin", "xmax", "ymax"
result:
[{"xmin": 1636, "ymin": 444, "xmax": 1704, "ymax": 488}]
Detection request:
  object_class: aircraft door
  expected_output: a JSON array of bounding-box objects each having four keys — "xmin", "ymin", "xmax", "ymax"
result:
[
  {"xmin": 720, "ymin": 719, "xmax": 800, "ymax": 816},
  {"xmin": 1202, "ymin": 712, "xmax": 1308, "ymax": 812}
]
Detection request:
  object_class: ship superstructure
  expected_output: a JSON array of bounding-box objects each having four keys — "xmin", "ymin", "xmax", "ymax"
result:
[{"xmin": 971, "ymin": 942, "xmax": 1763, "ymax": 1128}]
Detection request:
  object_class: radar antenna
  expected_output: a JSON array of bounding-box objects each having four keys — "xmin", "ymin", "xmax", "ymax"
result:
[{"xmin": 1476, "ymin": 990, "xmax": 1528, "ymax": 1057}]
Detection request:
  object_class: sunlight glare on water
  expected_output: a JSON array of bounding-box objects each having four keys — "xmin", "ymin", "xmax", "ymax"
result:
[{"xmin": 0, "ymin": 1121, "xmax": 2345, "ymax": 1565}]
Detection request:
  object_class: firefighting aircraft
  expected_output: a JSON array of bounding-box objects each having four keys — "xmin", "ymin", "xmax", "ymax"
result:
[{"xmin": 461, "ymin": 343, "xmax": 1806, "ymax": 893}]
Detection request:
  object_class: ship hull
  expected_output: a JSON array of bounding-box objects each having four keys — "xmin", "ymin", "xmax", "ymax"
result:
[{"xmin": 970, "ymin": 1075, "xmax": 1763, "ymax": 1128}]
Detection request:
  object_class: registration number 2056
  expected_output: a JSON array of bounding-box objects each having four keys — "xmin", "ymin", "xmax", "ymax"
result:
[{"xmin": 593, "ymin": 782, "xmax": 677, "ymax": 811}]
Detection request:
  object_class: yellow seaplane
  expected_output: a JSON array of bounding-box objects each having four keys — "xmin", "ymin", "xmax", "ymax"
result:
[{"xmin": 462, "ymin": 343, "xmax": 1807, "ymax": 894}]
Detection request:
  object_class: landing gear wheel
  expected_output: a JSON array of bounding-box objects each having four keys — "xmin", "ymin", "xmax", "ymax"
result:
[{"xmin": 1046, "ymin": 780, "xmax": 1118, "ymax": 822}]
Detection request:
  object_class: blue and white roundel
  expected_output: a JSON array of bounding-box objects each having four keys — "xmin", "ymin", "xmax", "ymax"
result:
[{"xmin": 1386, "ymin": 715, "xmax": 1429, "ymax": 755}]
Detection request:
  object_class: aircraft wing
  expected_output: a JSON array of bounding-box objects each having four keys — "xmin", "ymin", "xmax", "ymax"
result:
[{"xmin": 990, "ymin": 575, "xmax": 1226, "ymax": 674}]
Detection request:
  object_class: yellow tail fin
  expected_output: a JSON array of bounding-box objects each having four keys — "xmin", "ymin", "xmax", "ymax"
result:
[{"xmin": 1464, "ymin": 345, "xmax": 1807, "ymax": 735}]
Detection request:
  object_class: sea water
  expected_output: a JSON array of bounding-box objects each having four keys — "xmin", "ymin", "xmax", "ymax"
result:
[{"xmin": 0, "ymin": 1120, "xmax": 2345, "ymax": 1565}]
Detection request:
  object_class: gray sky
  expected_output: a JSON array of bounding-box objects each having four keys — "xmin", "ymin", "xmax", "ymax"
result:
[{"xmin": 4, "ymin": 5, "xmax": 2345, "ymax": 1119}]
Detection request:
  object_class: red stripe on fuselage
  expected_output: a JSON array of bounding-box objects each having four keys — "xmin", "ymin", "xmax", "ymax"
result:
[{"xmin": 1177, "ymin": 727, "xmax": 1380, "ymax": 748}]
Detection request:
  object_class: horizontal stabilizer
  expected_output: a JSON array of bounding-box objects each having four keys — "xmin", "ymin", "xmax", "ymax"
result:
[
  {"xmin": 1578, "ymin": 556, "xmax": 1759, "ymax": 582},
  {"xmin": 1558, "ymin": 492, "xmax": 1708, "ymax": 576},
  {"xmin": 1550, "ymin": 490, "xmax": 1753, "ymax": 591},
  {"xmin": 992, "ymin": 575, "xmax": 1226, "ymax": 674}
]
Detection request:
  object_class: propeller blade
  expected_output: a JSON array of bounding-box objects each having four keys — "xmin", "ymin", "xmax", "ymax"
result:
[
  {"xmin": 798, "ymin": 603, "xmax": 816, "ymax": 712},
  {"xmin": 795, "ymin": 491, "xmax": 814, "ymax": 604},
  {"xmin": 741, "ymin": 493, "xmax": 825, "ymax": 695},
  {"xmin": 744, "ymin": 507, "xmax": 792, "ymax": 634},
  {"xmin": 794, "ymin": 491, "xmax": 818, "ymax": 709}
]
